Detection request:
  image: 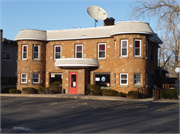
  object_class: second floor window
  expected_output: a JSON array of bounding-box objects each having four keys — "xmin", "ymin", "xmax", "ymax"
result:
[
  {"xmin": 121, "ymin": 40, "xmax": 128, "ymax": 57},
  {"xmin": 22, "ymin": 45, "xmax": 28, "ymax": 60},
  {"xmin": 2, "ymin": 51, "xmax": 11, "ymax": 61},
  {"xmin": 134, "ymin": 40, "xmax": 141, "ymax": 57},
  {"xmin": 32, "ymin": 73, "xmax": 39, "ymax": 83},
  {"xmin": 98, "ymin": 43, "xmax": 106, "ymax": 59},
  {"xmin": 54, "ymin": 46, "xmax": 61, "ymax": 59},
  {"xmin": 33, "ymin": 45, "xmax": 40, "ymax": 60},
  {"xmin": 75, "ymin": 45, "xmax": 83, "ymax": 58},
  {"xmin": 21, "ymin": 73, "xmax": 27, "ymax": 83}
]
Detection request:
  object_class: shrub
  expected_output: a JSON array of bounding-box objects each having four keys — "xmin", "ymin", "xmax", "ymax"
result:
[
  {"xmin": 22, "ymin": 87, "xmax": 38, "ymax": 94},
  {"xmin": 9, "ymin": 89, "xmax": 21, "ymax": 94},
  {"xmin": 160, "ymin": 89, "xmax": 177, "ymax": 99},
  {"xmin": 102, "ymin": 89, "xmax": 119, "ymax": 96},
  {"xmin": 1, "ymin": 87, "xmax": 16, "ymax": 93},
  {"xmin": 87, "ymin": 84, "xmax": 102, "ymax": 95},
  {"xmin": 119, "ymin": 92, "xmax": 127, "ymax": 97},
  {"xmin": 127, "ymin": 91, "xmax": 142, "ymax": 99}
]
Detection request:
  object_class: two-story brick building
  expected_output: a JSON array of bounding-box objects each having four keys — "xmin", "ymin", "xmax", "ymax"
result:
[{"xmin": 14, "ymin": 20, "xmax": 162, "ymax": 95}]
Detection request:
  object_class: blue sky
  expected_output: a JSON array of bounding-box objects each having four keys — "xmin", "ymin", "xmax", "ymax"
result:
[{"xmin": 1, "ymin": 0, "xmax": 159, "ymax": 40}]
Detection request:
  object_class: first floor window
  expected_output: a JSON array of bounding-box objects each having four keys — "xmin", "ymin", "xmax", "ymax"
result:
[
  {"xmin": 33, "ymin": 45, "xmax": 40, "ymax": 60},
  {"xmin": 32, "ymin": 73, "xmax": 39, "ymax": 83},
  {"xmin": 121, "ymin": 40, "xmax": 128, "ymax": 57},
  {"xmin": 120, "ymin": 73, "xmax": 128, "ymax": 85},
  {"xmin": 54, "ymin": 46, "xmax": 61, "ymax": 59},
  {"xmin": 21, "ymin": 73, "xmax": 27, "ymax": 83},
  {"xmin": 134, "ymin": 73, "xmax": 141, "ymax": 85},
  {"xmin": 22, "ymin": 45, "xmax": 28, "ymax": 60},
  {"xmin": 114, "ymin": 73, "xmax": 116, "ymax": 85},
  {"xmin": 98, "ymin": 43, "xmax": 106, "ymax": 59},
  {"xmin": 2, "ymin": 51, "xmax": 11, "ymax": 60},
  {"xmin": 75, "ymin": 45, "xmax": 83, "ymax": 58},
  {"xmin": 134, "ymin": 40, "xmax": 141, "ymax": 57},
  {"xmin": 95, "ymin": 73, "xmax": 110, "ymax": 87}
]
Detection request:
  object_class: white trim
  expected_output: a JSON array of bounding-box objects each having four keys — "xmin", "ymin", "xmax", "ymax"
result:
[
  {"xmin": 121, "ymin": 40, "xmax": 128, "ymax": 57},
  {"xmin": 98, "ymin": 43, "xmax": 106, "ymax": 59},
  {"xmin": 2, "ymin": 51, "xmax": 12, "ymax": 61},
  {"xmin": 120, "ymin": 73, "xmax": 128, "ymax": 85},
  {"xmin": 22, "ymin": 45, "xmax": 28, "ymax": 60},
  {"xmin": 134, "ymin": 73, "xmax": 142, "ymax": 85},
  {"xmin": 75, "ymin": 44, "xmax": 83, "ymax": 58},
  {"xmin": 21, "ymin": 73, "xmax": 27, "ymax": 83},
  {"xmin": 33, "ymin": 45, "xmax": 40, "ymax": 60},
  {"xmin": 54, "ymin": 45, "xmax": 61, "ymax": 60},
  {"xmin": 114, "ymin": 41, "xmax": 116, "ymax": 58},
  {"xmin": 32, "ymin": 73, "xmax": 40, "ymax": 84},
  {"xmin": 134, "ymin": 39, "xmax": 141, "ymax": 57}
]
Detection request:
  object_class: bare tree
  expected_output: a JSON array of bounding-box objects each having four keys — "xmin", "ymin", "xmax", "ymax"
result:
[{"xmin": 130, "ymin": 0, "xmax": 180, "ymax": 77}]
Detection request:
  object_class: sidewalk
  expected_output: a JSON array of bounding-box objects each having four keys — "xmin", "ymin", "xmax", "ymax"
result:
[{"xmin": 0, "ymin": 93, "xmax": 179, "ymax": 103}]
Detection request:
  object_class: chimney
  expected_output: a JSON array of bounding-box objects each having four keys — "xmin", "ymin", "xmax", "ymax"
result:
[{"xmin": 104, "ymin": 17, "xmax": 115, "ymax": 26}]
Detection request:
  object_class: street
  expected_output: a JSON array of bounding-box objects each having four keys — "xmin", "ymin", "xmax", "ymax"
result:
[{"xmin": 1, "ymin": 96, "xmax": 179, "ymax": 133}]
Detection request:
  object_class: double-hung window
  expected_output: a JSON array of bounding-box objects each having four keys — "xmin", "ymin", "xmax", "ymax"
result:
[
  {"xmin": 33, "ymin": 45, "xmax": 40, "ymax": 60},
  {"xmin": 134, "ymin": 73, "xmax": 141, "ymax": 85},
  {"xmin": 22, "ymin": 45, "xmax": 28, "ymax": 60},
  {"xmin": 2, "ymin": 51, "xmax": 11, "ymax": 61},
  {"xmin": 134, "ymin": 40, "xmax": 141, "ymax": 57},
  {"xmin": 54, "ymin": 46, "xmax": 61, "ymax": 59},
  {"xmin": 120, "ymin": 73, "xmax": 128, "ymax": 85},
  {"xmin": 98, "ymin": 43, "xmax": 106, "ymax": 59},
  {"xmin": 21, "ymin": 73, "xmax": 27, "ymax": 83},
  {"xmin": 75, "ymin": 45, "xmax": 83, "ymax": 58},
  {"xmin": 121, "ymin": 40, "xmax": 128, "ymax": 57},
  {"xmin": 32, "ymin": 73, "xmax": 39, "ymax": 84}
]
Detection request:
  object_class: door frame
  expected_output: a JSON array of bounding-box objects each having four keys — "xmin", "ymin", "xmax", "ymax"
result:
[{"xmin": 69, "ymin": 72, "xmax": 78, "ymax": 94}]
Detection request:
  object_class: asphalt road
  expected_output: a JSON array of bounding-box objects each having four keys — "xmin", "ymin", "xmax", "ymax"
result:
[{"xmin": 1, "ymin": 96, "xmax": 179, "ymax": 133}]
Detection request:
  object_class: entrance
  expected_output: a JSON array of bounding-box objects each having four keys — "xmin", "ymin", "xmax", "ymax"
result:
[{"xmin": 69, "ymin": 72, "xmax": 78, "ymax": 94}]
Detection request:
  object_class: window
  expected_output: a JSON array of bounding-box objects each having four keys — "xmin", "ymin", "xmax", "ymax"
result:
[
  {"xmin": 33, "ymin": 45, "xmax": 40, "ymax": 60},
  {"xmin": 120, "ymin": 73, "xmax": 128, "ymax": 85},
  {"xmin": 114, "ymin": 41, "xmax": 116, "ymax": 58},
  {"xmin": 75, "ymin": 45, "xmax": 83, "ymax": 58},
  {"xmin": 22, "ymin": 45, "xmax": 28, "ymax": 60},
  {"xmin": 54, "ymin": 46, "xmax": 61, "ymax": 59},
  {"xmin": 114, "ymin": 73, "xmax": 116, "ymax": 85},
  {"xmin": 134, "ymin": 73, "xmax": 141, "ymax": 85},
  {"xmin": 121, "ymin": 40, "xmax": 128, "ymax": 57},
  {"xmin": 2, "ymin": 51, "xmax": 11, "ymax": 61},
  {"xmin": 32, "ymin": 73, "xmax": 39, "ymax": 84},
  {"xmin": 95, "ymin": 73, "xmax": 110, "ymax": 87},
  {"xmin": 21, "ymin": 73, "xmax": 27, "ymax": 83},
  {"xmin": 134, "ymin": 40, "xmax": 141, "ymax": 57},
  {"xmin": 98, "ymin": 43, "xmax": 106, "ymax": 59},
  {"xmin": 50, "ymin": 73, "xmax": 62, "ymax": 85}
]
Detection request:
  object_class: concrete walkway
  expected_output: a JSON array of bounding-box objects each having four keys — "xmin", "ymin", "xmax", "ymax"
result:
[{"xmin": 1, "ymin": 93, "xmax": 180, "ymax": 103}]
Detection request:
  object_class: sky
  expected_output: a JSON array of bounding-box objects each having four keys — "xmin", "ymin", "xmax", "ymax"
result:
[{"xmin": 0, "ymin": 0, "xmax": 160, "ymax": 40}]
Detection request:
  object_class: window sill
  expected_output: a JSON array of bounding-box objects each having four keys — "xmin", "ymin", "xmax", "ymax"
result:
[
  {"xmin": 134, "ymin": 57, "xmax": 144, "ymax": 59},
  {"xmin": 32, "ymin": 83, "xmax": 40, "ymax": 85},
  {"xmin": 119, "ymin": 85, "xmax": 129, "ymax": 87},
  {"xmin": 133, "ymin": 85, "xmax": 143, "ymax": 88},
  {"xmin": 119, "ymin": 57, "xmax": 129, "ymax": 59},
  {"xmin": 20, "ymin": 83, "xmax": 28, "ymax": 85}
]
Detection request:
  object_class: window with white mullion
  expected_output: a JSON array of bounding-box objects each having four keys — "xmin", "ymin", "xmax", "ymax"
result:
[
  {"xmin": 75, "ymin": 45, "xmax": 83, "ymax": 58},
  {"xmin": 134, "ymin": 40, "xmax": 141, "ymax": 57},
  {"xmin": 22, "ymin": 45, "xmax": 28, "ymax": 60},
  {"xmin": 120, "ymin": 73, "xmax": 128, "ymax": 85},
  {"xmin": 33, "ymin": 45, "xmax": 40, "ymax": 60},
  {"xmin": 21, "ymin": 73, "xmax": 27, "ymax": 83},
  {"xmin": 134, "ymin": 73, "xmax": 141, "ymax": 85},
  {"xmin": 32, "ymin": 73, "xmax": 39, "ymax": 83},
  {"xmin": 98, "ymin": 43, "xmax": 106, "ymax": 59},
  {"xmin": 121, "ymin": 40, "xmax": 128, "ymax": 57},
  {"xmin": 54, "ymin": 46, "xmax": 61, "ymax": 59}
]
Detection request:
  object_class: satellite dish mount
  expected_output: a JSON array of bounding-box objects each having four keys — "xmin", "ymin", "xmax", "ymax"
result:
[{"xmin": 87, "ymin": 6, "xmax": 107, "ymax": 27}]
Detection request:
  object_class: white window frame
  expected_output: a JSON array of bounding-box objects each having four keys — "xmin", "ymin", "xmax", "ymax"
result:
[
  {"xmin": 134, "ymin": 39, "xmax": 141, "ymax": 57},
  {"xmin": 33, "ymin": 45, "xmax": 40, "ymax": 60},
  {"xmin": 32, "ymin": 73, "xmax": 40, "ymax": 84},
  {"xmin": 114, "ymin": 41, "xmax": 116, "ymax": 58},
  {"xmin": 98, "ymin": 43, "xmax": 106, "ymax": 59},
  {"xmin": 120, "ymin": 73, "xmax": 128, "ymax": 85},
  {"xmin": 134, "ymin": 73, "xmax": 142, "ymax": 85},
  {"xmin": 54, "ymin": 45, "xmax": 61, "ymax": 60},
  {"xmin": 75, "ymin": 44, "xmax": 83, "ymax": 58},
  {"xmin": 22, "ymin": 45, "xmax": 28, "ymax": 60},
  {"xmin": 121, "ymin": 40, "xmax": 128, "ymax": 57},
  {"xmin": 2, "ymin": 51, "xmax": 12, "ymax": 61},
  {"xmin": 21, "ymin": 73, "xmax": 27, "ymax": 84}
]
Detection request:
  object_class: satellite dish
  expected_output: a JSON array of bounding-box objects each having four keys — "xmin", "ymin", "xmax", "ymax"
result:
[{"xmin": 87, "ymin": 6, "xmax": 107, "ymax": 27}]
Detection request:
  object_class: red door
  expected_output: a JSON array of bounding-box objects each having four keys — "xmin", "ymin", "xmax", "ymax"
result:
[{"xmin": 69, "ymin": 72, "xmax": 78, "ymax": 94}]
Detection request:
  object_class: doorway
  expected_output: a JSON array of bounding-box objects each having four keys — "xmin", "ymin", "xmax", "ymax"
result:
[{"xmin": 69, "ymin": 72, "xmax": 78, "ymax": 94}]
